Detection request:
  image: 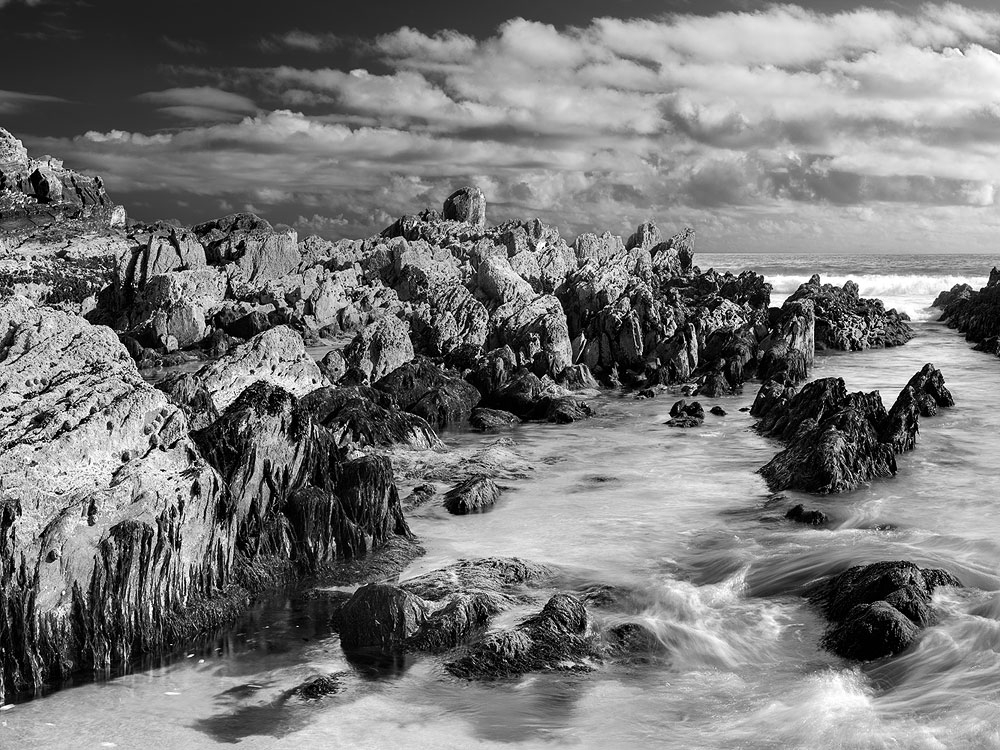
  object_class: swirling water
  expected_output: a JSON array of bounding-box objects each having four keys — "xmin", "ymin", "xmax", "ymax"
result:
[{"xmin": 5, "ymin": 254, "xmax": 1000, "ymax": 749}]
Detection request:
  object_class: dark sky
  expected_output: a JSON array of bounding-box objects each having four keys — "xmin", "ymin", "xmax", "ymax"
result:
[{"xmin": 3, "ymin": 0, "xmax": 1000, "ymax": 252}]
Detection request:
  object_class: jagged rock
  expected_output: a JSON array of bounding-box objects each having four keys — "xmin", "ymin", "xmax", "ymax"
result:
[
  {"xmin": 937, "ymin": 269, "xmax": 1000, "ymax": 346},
  {"xmin": 442, "ymin": 186, "xmax": 487, "ymax": 228},
  {"xmin": 290, "ymin": 674, "xmax": 343, "ymax": 700},
  {"xmin": 193, "ymin": 213, "xmax": 300, "ymax": 297},
  {"xmin": 0, "ymin": 297, "xmax": 227, "ymax": 702},
  {"xmin": 446, "ymin": 594, "xmax": 597, "ymax": 679},
  {"xmin": 162, "ymin": 326, "xmax": 323, "ymax": 429},
  {"xmin": 220, "ymin": 309, "xmax": 272, "ymax": 340},
  {"xmin": 809, "ymin": 561, "xmax": 961, "ymax": 660},
  {"xmin": 786, "ymin": 275, "xmax": 912, "ymax": 351},
  {"xmin": 301, "ymin": 386, "xmax": 441, "ymax": 451},
  {"xmin": 374, "ymin": 356, "xmax": 481, "ymax": 430},
  {"xmin": 443, "ymin": 477, "xmax": 502, "ymax": 515},
  {"xmin": 756, "ymin": 366, "xmax": 953, "ymax": 494},
  {"xmin": 932, "ymin": 283, "xmax": 974, "ymax": 310},
  {"xmin": 402, "ymin": 483, "xmax": 437, "ymax": 511},
  {"xmin": 343, "ymin": 314, "xmax": 414, "ymax": 382},
  {"xmin": 785, "ymin": 504, "xmax": 828, "ymax": 525},
  {"xmin": 470, "ymin": 407, "xmax": 521, "ymax": 431},
  {"xmin": 544, "ymin": 396, "xmax": 594, "ymax": 423}
]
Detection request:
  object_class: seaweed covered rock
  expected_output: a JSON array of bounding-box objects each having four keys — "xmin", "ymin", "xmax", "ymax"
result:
[
  {"xmin": 937, "ymin": 270, "xmax": 1000, "ymax": 346},
  {"xmin": 300, "ymin": 386, "xmax": 440, "ymax": 450},
  {"xmin": 809, "ymin": 561, "xmax": 961, "ymax": 660},
  {"xmin": 374, "ymin": 356, "xmax": 481, "ymax": 430},
  {"xmin": 446, "ymin": 594, "xmax": 598, "ymax": 679},
  {"xmin": 755, "ymin": 366, "xmax": 953, "ymax": 494},
  {"xmin": 470, "ymin": 407, "xmax": 521, "ymax": 431},
  {"xmin": 667, "ymin": 399, "xmax": 705, "ymax": 428},
  {"xmin": 331, "ymin": 558, "xmax": 551, "ymax": 655},
  {"xmin": 786, "ymin": 275, "xmax": 912, "ymax": 351},
  {"xmin": 443, "ymin": 477, "xmax": 502, "ymax": 515}
]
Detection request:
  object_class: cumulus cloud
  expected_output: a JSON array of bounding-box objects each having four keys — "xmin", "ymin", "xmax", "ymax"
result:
[{"xmin": 30, "ymin": 3, "xmax": 1000, "ymax": 250}]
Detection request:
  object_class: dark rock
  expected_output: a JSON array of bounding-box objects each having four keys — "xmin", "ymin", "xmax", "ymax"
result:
[
  {"xmin": 222, "ymin": 310, "xmax": 272, "ymax": 340},
  {"xmin": 300, "ymin": 386, "xmax": 440, "ymax": 450},
  {"xmin": 785, "ymin": 504, "xmax": 828, "ymax": 526},
  {"xmin": 559, "ymin": 363, "xmax": 599, "ymax": 390},
  {"xmin": 543, "ymin": 396, "xmax": 594, "ymax": 423},
  {"xmin": 809, "ymin": 561, "xmax": 961, "ymax": 660},
  {"xmin": 446, "ymin": 593, "xmax": 597, "ymax": 679},
  {"xmin": 758, "ymin": 300, "xmax": 815, "ymax": 383},
  {"xmin": 670, "ymin": 399, "xmax": 705, "ymax": 421},
  {"xmin": 470, "ymin": 407, "xmax": 521, "ymax": 431},
  {"xmin": 290, "ymin": 674, "xmax": 343, "ymax": 700},
  {"xmin": 905, "ymin": 363, "xmax": 954, "ymax": 408},
  {"xmin": 443, "ymin": 477, "xmax": 502, "ymax": 515},
  {"xmin": 932, "ymin": 283, "xmax": 973, "ymax": 310},
  {"xmin": 375, "ymin": 356, "xmax": 481, "ymax": 430},
  {"xmin": 710, "ymin": 406, "xmax": 727, "ymax": 417},
  {"xmin": 402, "ymin": 483, "xmax": 437, "ymax": 511},
  {"xmin": 332, "ymin": 584, "xmax": 430, "ymax": 651}
]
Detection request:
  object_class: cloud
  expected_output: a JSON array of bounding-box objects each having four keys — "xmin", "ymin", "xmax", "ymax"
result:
[
  {"xmin": 30, "ymin": 3, "xmax": 1000, "ymax": 251},
  {"xmin": 0, "ymin": 0, "xmax": 45, "ymax": 7},
  {"xmin": 260, "ymin": 30, "xmax": 341, "ymax": 53},
  {"xmin": 0, "ymin": 88, "xmax": 66, "ymax": 115},
  {"xmin": 161, "ymin": 36, "xmax": 207, "ymax": 55},
  {"xmin": 135, "ymin": 87, "xmax": 257, "ymax": 121}
]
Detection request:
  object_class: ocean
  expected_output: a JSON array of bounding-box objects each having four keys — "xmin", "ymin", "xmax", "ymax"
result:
[{"xmin": 4, "ymin": 253, "xmax": 1000, "ymax": 749}]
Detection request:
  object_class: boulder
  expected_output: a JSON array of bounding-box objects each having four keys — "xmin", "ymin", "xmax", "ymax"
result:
[
  {"xmin": 758, "ymin": 300, "xmax": 815, "ymax": 383},
  {"xmin": 116, "ymin": 223, "xmax": 207, "ymax": 300},
  {"xmin": 128, "ymin": 268, "xmax": 226, "ymax": 350},
  {"xmin": 477, "ymin": 255, "xmax": 534, "ymax": 306},
  {"xmin": 318, "ymin": 349, "xmax": 347, "ymax": 384},
  {"xmin": 301, "ymin": 386, "xmax": 441, "ymax": 451},
  {"xmin": 785, "ymin": 504, "xmax": 828, "ymax": 526},
  {"xmin": 809, "ymin": 561, "xmax": 961, "ymax": 660},
  {"xmin": 442, "ymin": 186, "xmax": 487, "ymax": 228},
  {"xmin": 343, "ymin": 315, "xmax": 414, "ymax": 382},
  {"xmin": 332, "ymin": 584, "xmax": 430, "ymax": 651},
  {"xmin": 488, "ymin": 294, "xmax": 573, "ymax": 378},
  {"xmin": 443, "ymin": 477, "xmax": 502, "ymax": 515}
]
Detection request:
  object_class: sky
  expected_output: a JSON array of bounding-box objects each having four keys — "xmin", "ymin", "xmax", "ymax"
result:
[{"xmin": 2, "ymin": 0, "xmax": 1000, "ymax": 252}]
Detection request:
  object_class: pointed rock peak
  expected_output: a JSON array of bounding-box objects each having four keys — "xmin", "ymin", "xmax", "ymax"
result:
[{"xmin": 0, "ymin": 127, "xmax": 29, "ymax": 169}]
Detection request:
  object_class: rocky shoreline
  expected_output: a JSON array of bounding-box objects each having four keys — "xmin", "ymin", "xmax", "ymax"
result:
[{"xmin": 0, "ymin": 127, "xmax": 967, "ymax": 701}]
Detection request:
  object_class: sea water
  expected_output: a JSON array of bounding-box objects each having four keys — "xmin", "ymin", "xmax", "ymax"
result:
[{"xmin": 4, "ymin": 253, "xmax": 1000, "ymax": 749}]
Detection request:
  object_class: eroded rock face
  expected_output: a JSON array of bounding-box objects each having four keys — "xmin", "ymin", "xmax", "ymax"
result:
[
  {"xmin": 809, "ymin": 561, "xmax": 961, "ymax": 660},
  {"xmin": 127, "ymin": 268, "xmax": 226, "ymax": 350},
  {"xmin": 162, "ymin": 325, "xmax": 324, "ymax": 429},
  {"xmin": 0, "ymin": 297, "xmax": 229, "ymax": 702}
]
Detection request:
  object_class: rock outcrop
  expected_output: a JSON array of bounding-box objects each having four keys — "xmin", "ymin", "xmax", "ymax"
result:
[
  {"xmin": 754, "ymin": 365, "xmax": 953, "ymax": 494},
  {"xmin": 786, "ymin": 275, "xmax": 912, "ymax": 351},
  {"xmin": 937, "ymin": 270, "xmax": 1000, "ymax": 354}
]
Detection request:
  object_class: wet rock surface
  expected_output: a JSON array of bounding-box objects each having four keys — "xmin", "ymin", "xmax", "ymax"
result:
[
  {"xmin": 754, "ymin": 365, "xmax": 953, "ymax": 494},
  {"xmin": 809, "ymin": 561, "xmax": 962, "ymax": 660}
]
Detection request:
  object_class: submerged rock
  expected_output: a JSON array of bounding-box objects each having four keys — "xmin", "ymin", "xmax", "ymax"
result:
[
  {"xmin": 809, "ymin": 561, "xmax": 961, "ymax": 660},
  {"xmin": 785, "ymin": 504, "xmax": 829, "ymax": 526}
]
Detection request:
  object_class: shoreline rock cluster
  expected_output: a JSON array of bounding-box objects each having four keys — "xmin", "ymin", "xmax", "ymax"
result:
[{"xmin": 0, "ymin": 126, "xmax": 955, "ymax": 698}]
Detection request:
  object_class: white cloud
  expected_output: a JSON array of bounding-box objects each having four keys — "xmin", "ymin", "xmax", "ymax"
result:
[{"xmin": 28, "ymin": 3, "xmax": 1000, "ymax": 251}]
